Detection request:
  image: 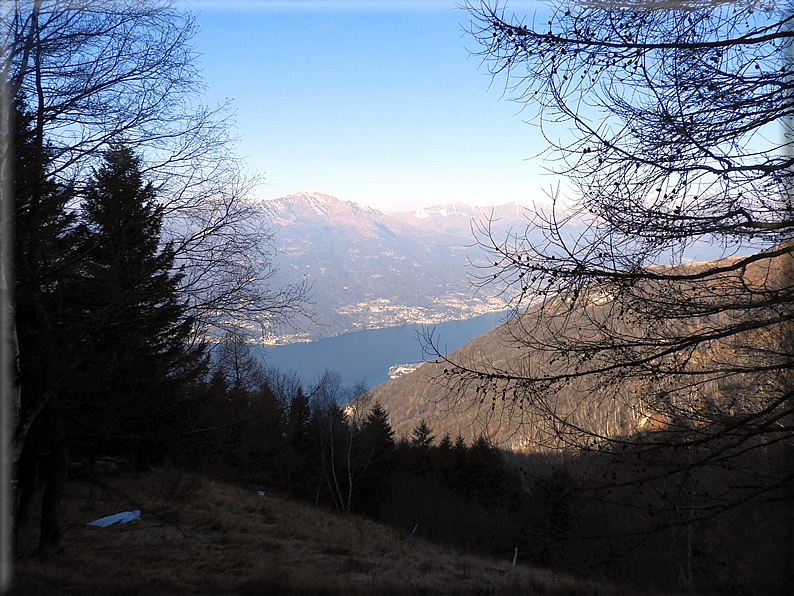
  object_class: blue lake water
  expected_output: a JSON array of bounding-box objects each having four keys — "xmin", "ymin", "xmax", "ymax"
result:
[{"xmin": 258, "ymin": 311, "xmax": 509, "ymax": 390}]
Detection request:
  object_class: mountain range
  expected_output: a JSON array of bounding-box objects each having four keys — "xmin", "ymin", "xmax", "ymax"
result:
[{"xmin": 258, "ymin": 192, "xmax": 545, "ymax": 342}]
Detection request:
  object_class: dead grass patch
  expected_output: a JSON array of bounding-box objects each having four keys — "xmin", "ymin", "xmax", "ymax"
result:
[{"xmin": 11, "ymin": 468, "xmax": 615, "ymax": 595}]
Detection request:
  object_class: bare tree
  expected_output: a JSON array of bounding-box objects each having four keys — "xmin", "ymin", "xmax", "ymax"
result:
[
  {"xmin": 426, "ymin": 1, "xmax": 794, "ymax": 572},
  {"xmin": 310, "ymin": 370, "xmax": 372, "ymax": 514},
  {"xmin": 216, "ymin": 330, "xmax": 267, "ymax": 397}
]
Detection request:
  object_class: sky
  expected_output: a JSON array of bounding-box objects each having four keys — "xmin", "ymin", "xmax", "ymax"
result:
[{"xmin": 185, "ymin": 0, "xmax": 560, "ymax": 213}]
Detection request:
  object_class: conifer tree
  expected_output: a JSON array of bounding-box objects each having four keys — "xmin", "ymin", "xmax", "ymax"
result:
[
  {"xmin": 436, "ymin": 433, "xmax": 455, "ymax": 483},
  {"xmin": 13, "ymin": 95, "xmax": 77, "ymax": 427},
  {"xmin": 438, "ymin": 433, "xmax": 453, "ymax": 452},
  {"xmin": 355, "ymin": 402, "xmax": 397, "ymax": 515},
  {"xmin": 69, "ymin": 142, "xmax": 205, "ymax": 464},
  {"xmin": 2, "ymin": 1, "xmax": 304, "ymax": 570},
  {"xmin": 450, "ymin": 435, "xmax": 468, "ymax": 493},
  {"xmin": 361, "ymin": 402, "xmax": 396, "ymax": 453},
  {"xmin": 184, "ymin": 368, "xmax": 229, "ymax": 474},
  {"xmin": 410, "ymin": 420, "xmax": 435, "ymax": 449},
  {"xmin": 408, "ymin": 419, "xmax": 435, "ymax": 474},
  {"xmin": 281, "ymin": 386, "xmax": 314, "ymax": 497}
]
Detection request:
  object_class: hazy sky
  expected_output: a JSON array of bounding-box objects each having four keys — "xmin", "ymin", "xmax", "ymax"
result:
[{"xmin": 186, "ymin": 0, "xmax": 560, "ymax": 212}]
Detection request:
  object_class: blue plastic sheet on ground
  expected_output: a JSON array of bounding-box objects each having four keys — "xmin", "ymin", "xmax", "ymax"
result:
[
  {"xmin": 257, "ymin": 490, "xmax": 266, "ymax": 497},
  {"xmin": 87, "ymin": 510, "xmax": 141, "ymax": 527}
]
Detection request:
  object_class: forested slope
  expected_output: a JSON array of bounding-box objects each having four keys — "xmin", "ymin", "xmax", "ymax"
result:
[{"xmin": 369, "ymin": 245, "xmax": 794, "ymax": 451}]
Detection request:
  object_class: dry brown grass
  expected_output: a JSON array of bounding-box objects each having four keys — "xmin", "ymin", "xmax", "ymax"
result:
[{"xmin": 11, "ymin": 467, "xmax": 611, "ymax": 595}]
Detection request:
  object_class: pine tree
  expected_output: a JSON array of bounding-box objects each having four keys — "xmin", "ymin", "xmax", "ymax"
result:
[
  {"xmin": 355, "ymin": 402, "xmax": 396, "ymax": 516},
  {"xmin": 466, "ymin": 436, "xmax": 523, "ymax": 511},
  {"xmin": 450, "ymin": 435, "xmax": 468, "ymax": 494},
  {"xmin": 436, "ymin": 433, "xmax": 455, "ymax": 483},
  {"xmin": 409, "ymin": 419, "xmax": 435, "ymax": 474},
  {"xmin": 359, "ymin": 402, "xmax": 396, "ymax": 475},
  {"xmin": 361, "ymin": 403, "xmax": 396, "ymax": 452},
  {"xmin": 69, "ymin": 142, "xmax": 205, "ymax": 464},
  {"xmin": 438, "ymin": 433, "xmax": 453, "ymax": 451},
  {"xmin": 13, "ymin": 95, "xmax": 78, "ymax": 433},
  {"xmin": 281, "ymin": 386, "xmax": 314, "ymax": 497},
  {"xmin": 184, "ymin": 368, "xmax": 230, "ymax": 474},
  {"xmin": 410, "ymin": 420, "xmax": 435, "ymax": 449}
]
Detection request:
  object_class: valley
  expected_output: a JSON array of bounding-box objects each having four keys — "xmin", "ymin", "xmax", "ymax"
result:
[{"xmin": 12, "ymin": 2, "xmax": 793, "ymax": 594}]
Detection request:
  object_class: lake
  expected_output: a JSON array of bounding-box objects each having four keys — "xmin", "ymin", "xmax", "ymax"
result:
[{"xmin": 258, "ymin": 310, "xmax": 510, "ymax": 390}]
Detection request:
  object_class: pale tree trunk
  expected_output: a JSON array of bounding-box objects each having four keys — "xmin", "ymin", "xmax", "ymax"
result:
[
  {"xmin": 1, "ymin": 4, "xmax": 47, "ymax": 577},
  {"xmin": 0, "ymin": 234, "xmax": 20, "ymax": 591},
  {"xmin": 1, "ymin": 63, "xmax": 20, "ymax": 591},
  {"xmin": 345, "ymin": 429, "xmax": 355, "ymax": 515},
  {"xmin": 322, "ymin": 418, "xmax": 345, "ymax": 514}
]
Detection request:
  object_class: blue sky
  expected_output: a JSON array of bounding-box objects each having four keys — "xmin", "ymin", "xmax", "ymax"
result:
[{"xmin": 186, "ymin": 0, "xmax": 559, "ymax": 212}]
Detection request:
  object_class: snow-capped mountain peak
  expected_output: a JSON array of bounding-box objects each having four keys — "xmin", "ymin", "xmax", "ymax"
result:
[{"xmin": 261, "ymin": 191, "xmax": 391, "ymax": 224}]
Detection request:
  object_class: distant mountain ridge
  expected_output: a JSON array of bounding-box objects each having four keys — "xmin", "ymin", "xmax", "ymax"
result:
[
  {"xmin": 258, "ymin": 192, "xmax": 534, "ymax": 342},
  {"xmin": 260, "ymin": 191, "xmax": 392, "ymax": 227},
  {"xmin": 390, "ymin": 201, "xmax": 530, "ymax": 238}
]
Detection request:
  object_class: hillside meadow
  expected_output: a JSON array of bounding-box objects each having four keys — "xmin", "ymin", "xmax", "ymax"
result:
[{"xmin": 12, "ymin": 466, "xmax": 616, "ymax": 596}]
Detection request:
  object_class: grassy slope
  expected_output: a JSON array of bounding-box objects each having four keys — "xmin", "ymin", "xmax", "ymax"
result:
[{"xmin": 11, "ymin": 467, "xmax": 608, "ymax": 595}]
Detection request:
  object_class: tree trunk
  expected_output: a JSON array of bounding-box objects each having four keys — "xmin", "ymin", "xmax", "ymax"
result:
[
  {"xmin": 0, "ymin": 228, "xmax": 21, "ymax": 590},
  {"xmin": 36, "ymin": 407, "xmax": 67, "ymax": 560}
]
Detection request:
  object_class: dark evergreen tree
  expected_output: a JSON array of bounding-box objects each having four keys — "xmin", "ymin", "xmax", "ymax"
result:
[
  {"xmin": 450, "ymin": 434, "xmax": 468, "ymax": 494},
  {"xmin": 437, "ymin": 433, "xmax": 453, "ymax": 451},
  {"xmin": 184, "ymin": 368, "xmax": 230, "ymax": 474},
  {"xmin": 281, "ymin": 386, "xmax": 315, "ymax": 497},
  {"xmin": 465, "ymin": 436, "xmax": 523, "ymax": 511},
  {"xmin": 12, "ymin": 97, "xmax": 80, "ymax": 558},
  {"xmin": 286, "ymin": 386, "xmax": 312, "ymax": 445},
  {"xmin": 234, "ymin": 379, "xmax": 283, "ymax": 485},
  {"xmin": 361, "ymin": 403, "xmax": 396, "ymax": 454},
  {"xmin": 410, "ymin": 420, "xmax": 435, "ymax": 449},
  {"xmin": 68, "ymin": 142, "xmax": 205, "ymax": 465},
  {"xmin": 4, "ymin": 2, "xmax": 307, "ymax": 564},
  {"xmin": 356, "ymin": 402, "xmax": 396, "ymax": 516},
  {"xmin": 393, "ymin": 436, "xmax": 412, "ymax": 469},
  {"xmin": 13, "ymin": 93, "xmax": 77, "ymax": 433},
  {"xmin": 408, "ymin": 420, "xmax": 435, "ymax": 474},
  {"xmin": 435, "ymin": 433, "xmax": 454, "ymax": 485}
]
